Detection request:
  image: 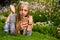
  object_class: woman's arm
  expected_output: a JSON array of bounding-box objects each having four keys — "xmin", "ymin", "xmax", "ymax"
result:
[
  {"xmin": 5, "ymin": 14, "xmax": 11, "ymax": 23},
  {"xmin": 27, "ymin": 16, "xmax": 33, "ymax": 31},
  {"xmin": 25, "ymin": 16, "xmax": 33, "ymax": 36}
]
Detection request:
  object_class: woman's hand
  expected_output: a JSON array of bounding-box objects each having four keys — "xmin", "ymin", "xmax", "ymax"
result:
[{"xmin": 21, "ymin": 17, "xmax": 28, "ymax": 29}]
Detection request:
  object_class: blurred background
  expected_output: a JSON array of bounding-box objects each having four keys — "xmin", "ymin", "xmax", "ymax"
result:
[{"xmin": 0, "ymin": 0, "xmax": 60, "ymax": 40}]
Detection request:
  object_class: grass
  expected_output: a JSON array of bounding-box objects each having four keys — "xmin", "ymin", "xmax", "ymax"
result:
[
  {"xmin": 0, "ymin": 32, "xmax": 59, "ymax": 40},
  {"xmin": 0, "ymin": 22, "xmax": 60, "ymax": 40}
]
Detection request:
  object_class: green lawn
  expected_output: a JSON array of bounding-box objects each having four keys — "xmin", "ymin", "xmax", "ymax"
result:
[
  {"xmin": 0, "ymin": 32, "xmax": 59, "ymax": 40},
  {"xmin": 0, "ymin": 22, "xmax": 60, "ymax": 40},
  {"xmin": 0, "ymin": 27, "xmax": 59, "ymax": 40}
]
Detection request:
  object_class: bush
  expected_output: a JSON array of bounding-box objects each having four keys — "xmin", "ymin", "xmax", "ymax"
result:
[
  {"xmin": 30, "ymin": 4, "xmax": 59, "ymax": 26},
  {"xmin": 0, "ymin": 19, "xmax": 6, "ymax": 23},
  {"xmin": 33, "ymin": 24, "xmax": 57, "ymax": 37},
  {"xmin": 30, "ymin": 10, "xmax": 47, "ymax": 23},
  {"xmin": 0, "ymin": 20, "xmax": 4, "ymax": 30},
  {"xmin": 0, "ymin": 11, "xmax": 9, "ymax": 17}
]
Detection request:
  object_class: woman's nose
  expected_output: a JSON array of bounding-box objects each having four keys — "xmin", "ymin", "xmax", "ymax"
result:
[{"xmin": 22, "ymin": 10, "xmax": 25, "ymax": 16}]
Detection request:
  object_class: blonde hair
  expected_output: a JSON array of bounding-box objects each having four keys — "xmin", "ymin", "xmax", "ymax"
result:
[{"xmin": 15, "ymin": 1, "xmax": 30, "ymax": 33}]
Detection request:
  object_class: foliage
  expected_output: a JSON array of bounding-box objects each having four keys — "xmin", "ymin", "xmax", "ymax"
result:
[
  {"xmin": 0, "ymin": 11, "xmax": 9, "ymax": 17},
  {"xmin": 33, "ymin": 24, "xmax": 57, "ymax": 37}
]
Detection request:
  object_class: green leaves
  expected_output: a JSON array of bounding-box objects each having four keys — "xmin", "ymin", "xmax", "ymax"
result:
[{"xmin": 33, "ymin": 24, "xmax": 57, "ymax": 37}]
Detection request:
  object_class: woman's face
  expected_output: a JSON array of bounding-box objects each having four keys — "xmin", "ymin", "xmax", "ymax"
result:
[{"xmin": 19, "ymin": 4, "xmax": 29, "ymax": 17}]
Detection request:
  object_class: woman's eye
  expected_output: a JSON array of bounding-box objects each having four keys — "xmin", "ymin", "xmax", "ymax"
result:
[{"xmin": 24, "ymin": 10, "xmax": 27, "ymax": 12}]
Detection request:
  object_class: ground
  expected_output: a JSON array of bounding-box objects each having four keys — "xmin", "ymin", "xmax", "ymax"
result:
[
  {"xmin": 0, "ymin": 31, "xmax": 59, "ymax": 40},
  {"xmin": 0, "ymin": 22, "xmax": 60, "ymax": 40}
]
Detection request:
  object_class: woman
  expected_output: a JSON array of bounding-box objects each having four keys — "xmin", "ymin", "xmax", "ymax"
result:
[{"xmin": 4, "ymin": 1, "xmax": 33, "ymax": 36}]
